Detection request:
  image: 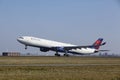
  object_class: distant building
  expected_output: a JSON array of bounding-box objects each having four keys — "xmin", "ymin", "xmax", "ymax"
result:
[{"xmin": 2, "ymin": 52, "xmax": 20, "ymax": 56}]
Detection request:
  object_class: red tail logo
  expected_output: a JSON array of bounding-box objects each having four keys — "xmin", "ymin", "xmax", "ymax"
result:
[{"xmin": 93, "ymin": 38, "xmax": 103, "ymax": 49}]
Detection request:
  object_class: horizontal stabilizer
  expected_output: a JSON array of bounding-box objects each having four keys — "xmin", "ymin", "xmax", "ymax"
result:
[
  {"xmin": 99, "ymin": 50, "xmax": 110, "ymax": 52},
  {"xmin": 101, "ymin": 42, "xmax": 106, "ymax": 46}
]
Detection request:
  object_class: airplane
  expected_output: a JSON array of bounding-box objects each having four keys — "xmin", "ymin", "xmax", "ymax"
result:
[{"xmin": 17, "ymin": 36, "xmax": 108, "ymax": 56}]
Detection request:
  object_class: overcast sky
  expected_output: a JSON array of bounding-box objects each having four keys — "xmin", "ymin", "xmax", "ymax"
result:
[{"xmin": 0, "ymin": 0, "xmax": 120, "ymax": 55}]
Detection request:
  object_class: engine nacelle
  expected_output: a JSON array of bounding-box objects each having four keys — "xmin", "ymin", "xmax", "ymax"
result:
[
  {"xmin": 94, "ymin": 50, "xmax": 99, "ymax": 53},
  {"xmin": 57, "ymin": 47, "xmax": 65, "ymax": 52},
  {"xmin": 40, "ymin": 48, "xmax": 49, "ymax": 52}
]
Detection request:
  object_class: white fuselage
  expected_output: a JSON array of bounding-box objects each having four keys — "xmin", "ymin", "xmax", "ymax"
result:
[{"xmin": 17, "ymin": 36, "xmax": 96, "ymax": 55}]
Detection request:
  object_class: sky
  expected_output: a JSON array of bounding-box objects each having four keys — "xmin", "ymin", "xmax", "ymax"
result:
[{"xmin": 0, "ymin": 0, "xmax": 120, "ymax": 55}]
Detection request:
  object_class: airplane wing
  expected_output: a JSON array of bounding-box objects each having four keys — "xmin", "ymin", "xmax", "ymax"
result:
[
  {"xmin": 51, "ymin": 45, "xmax": 94, "ymax": 52},
  {"xmin": 63, "ymin": 45, "xmax": 93, "ymax": 50},
  {"xmin": 51, "ymin": 42, "xmax": 107, "ymax": 51},
  {"xmin": 63, "ymin": 42, "xmax": 107, "ymax": 50}
]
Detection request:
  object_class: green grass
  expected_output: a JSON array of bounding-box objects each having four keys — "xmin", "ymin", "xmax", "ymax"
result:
[
  {"xmin": 0, "ymin": 66, "xmax": 120, "ymax": 80},
  {"xmin": 0, "ymin": 56, "xmax": 119, "ymax": 64},
  {"xmin": 0, "ymin": 56, "xmax": 120, "ymax": 80}
]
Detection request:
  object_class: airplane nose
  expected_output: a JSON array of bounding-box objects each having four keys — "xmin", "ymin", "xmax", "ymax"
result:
[
  {"xmin": 17, "ymin": 38, "xmax": 20, "ymax": 41},
  {"xmin": 17, "ymin": 38, "xmax": 21, "ymax": 42},
  {"xmin": 17, "ymin": 37, "xmax": 24, "ymax": 42}
]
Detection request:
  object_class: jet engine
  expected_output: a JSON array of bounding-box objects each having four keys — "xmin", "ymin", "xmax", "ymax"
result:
[{"xmin": 40, "ymin": 47, "xmax": 49, "ymax": 52}]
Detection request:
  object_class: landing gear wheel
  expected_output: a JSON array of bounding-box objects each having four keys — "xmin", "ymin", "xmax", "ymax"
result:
[
  {"xmin": 55, "ymin": 53, "xmax": 60, "ymax": 57},
  {"xmin": 64, "ymin": 54, "xmax": 69, "ymax": 57}
]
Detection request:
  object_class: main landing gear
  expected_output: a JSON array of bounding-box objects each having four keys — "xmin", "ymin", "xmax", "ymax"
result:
[
  {"xmin": 55, "ymin": 53, "xmax": 61, "ymax": 56},
  {"xmin": 64, "ymin": 50, "xmax": 69, "ymax": 56},
  {"xmin": 25, "ymin": 45, "xmax": 27, "ymax": 50},
  {"xmin": 54, "ymin": 51, "xmax": 69, "ymax": 57},
  {"xmin": 55, "ymin": 52, "xmax": 61, "ymax": 56},
  {"xmin": 63, "ymin": 53, "xmax": 69, "ymax": 57}
]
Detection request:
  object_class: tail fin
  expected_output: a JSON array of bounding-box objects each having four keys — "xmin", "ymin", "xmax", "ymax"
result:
[{"xmin": 93, "ymin": 38, "xmax": 103, "ymax": 49}]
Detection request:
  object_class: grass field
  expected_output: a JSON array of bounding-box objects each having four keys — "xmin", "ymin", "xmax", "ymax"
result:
[{"xmin": 0, "ymin": 56, "xmax": 120, "ymax": 80}]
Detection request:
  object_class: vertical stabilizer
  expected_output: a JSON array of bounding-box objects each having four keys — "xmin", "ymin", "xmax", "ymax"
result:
[{"xmin": 93, "ymin": 38, "xmax": 103, "ymax": 49}]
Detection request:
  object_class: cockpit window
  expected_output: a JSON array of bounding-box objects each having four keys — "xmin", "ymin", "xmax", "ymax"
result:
[{"xmin": 19, "ymin": 37, "xmax": 24, "ymax": 39}]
